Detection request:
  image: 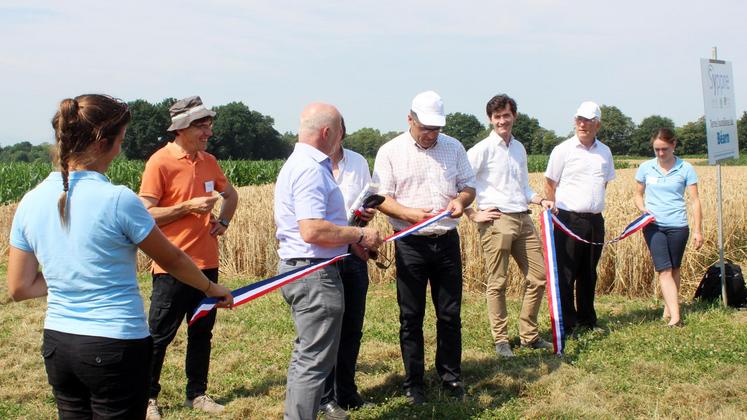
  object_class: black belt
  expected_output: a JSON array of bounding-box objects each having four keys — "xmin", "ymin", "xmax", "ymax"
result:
[
  {"xmin": 559, "ymin": 209, "xmax": 601, "ymax": 218},
  {"xmin": 499, "ymin": 209, "xmax": 531, "ymax": 215}
]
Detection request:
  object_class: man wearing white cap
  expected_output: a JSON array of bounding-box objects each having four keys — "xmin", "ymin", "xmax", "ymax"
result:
[
  {"xmin": 372, "ymin": 91, "xmax": 475, "ymax": 404},
  {"xmin": 544, "ymin": 101, "xmax": 615, "ymax": 335},
  {"xmin": 140, "ymin": 96, "xmax": 238, "ymax": 418}
]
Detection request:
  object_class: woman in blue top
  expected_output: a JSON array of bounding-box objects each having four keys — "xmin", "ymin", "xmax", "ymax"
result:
[
  {"xmin": 7, "ymin": 94, "xmax": 233, "ymax": 419},
  {"xmin": 634, "ymin": 128, "xmax": 703, "ymax": 327}
]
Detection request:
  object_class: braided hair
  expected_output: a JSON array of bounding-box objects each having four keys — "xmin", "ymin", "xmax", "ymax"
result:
[{"xmin": 51, "ymin": 94, "xmax": 131, "ymax": 228}]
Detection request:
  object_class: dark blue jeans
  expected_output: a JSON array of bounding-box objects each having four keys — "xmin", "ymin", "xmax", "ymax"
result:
[
  {"xmin": 321, "ymin": 254, "xmax": 369, "ymax": 405},
  {"xmin": 42, "ymin": 329, "xmax": 152, "ymax": 419},
  {"xmin": 395, "ymin": 230, "xmax": 463, "ymax": 389},
  {"xmin": 148, "ymin": 268, "xmax": 218, "ymax": 400}
]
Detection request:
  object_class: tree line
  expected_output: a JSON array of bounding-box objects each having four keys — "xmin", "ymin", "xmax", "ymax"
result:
[{"xmin": 3, "ymin": 102, "xmax": 747, "ymax": 162}]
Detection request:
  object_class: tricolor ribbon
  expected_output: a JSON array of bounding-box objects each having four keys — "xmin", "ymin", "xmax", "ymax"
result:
[
  {"xmin": 189, "ymin": 209, "xmax": 453, "ymax": 325},
  {"xmin": 384, "ymin": 209, "xmax": 453, "ymax": 241},
  {"xmin": 540, "ymin": 210, "xmax": 655, "ymax": 354},
  {"xmin": 189, "ymin": 254, "xmax": 349, "ymax": 325},
  {"xmin": 549, "ymin": 212, "xmax": 656, "ymax": 246},
  {"xmin": 540, "ymin": 210, "xmax": 565, "ymax": 355}
]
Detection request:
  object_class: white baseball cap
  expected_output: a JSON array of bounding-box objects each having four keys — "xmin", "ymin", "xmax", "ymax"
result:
[
  {"xmin": 411, "ymin": 90, "xmax": 446, "ymax": 127},
  {"xmin": 574, "ymin": 101, "xmax": 602, "ymax": 120}
]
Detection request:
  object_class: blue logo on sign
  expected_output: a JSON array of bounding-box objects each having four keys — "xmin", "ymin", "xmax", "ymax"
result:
[{"xmin": 717, "ymin": 132, "xmax": 730, "ymax": 144}]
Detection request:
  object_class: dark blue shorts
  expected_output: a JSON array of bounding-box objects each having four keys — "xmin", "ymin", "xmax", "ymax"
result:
[{"xmin": 643, "ymin": 224, "xmax": 690, "ymax": 272}]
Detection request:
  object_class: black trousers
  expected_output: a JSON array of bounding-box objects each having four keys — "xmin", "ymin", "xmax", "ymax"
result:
[
  {"xmin": 554, "ymin": 210, "xmax": 605, "ymax": 332},
  {"xmin": 395, "ymin": 230, "xmax": 462, "ymax": 389},
  {"xmin": 42, "ymin": 329, "xmax": 152, "ymax": 419},
  {"xmin": 321, "ymin": 254, "xmax": 369, "ymax": 405},
  {"xmin": 148, "ymin": 268, "xmax": 218, "ymax": 400}
]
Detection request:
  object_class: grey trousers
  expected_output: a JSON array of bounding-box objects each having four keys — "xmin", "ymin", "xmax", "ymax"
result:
[{"xmin": 279, "ymin": 259, "xmax": 344, "ymax": 420}]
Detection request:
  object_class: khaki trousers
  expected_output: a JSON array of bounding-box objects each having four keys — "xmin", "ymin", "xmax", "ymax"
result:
[{"xmin": 478, "ymin": 212, "xmax": 546, "ymax": 345}]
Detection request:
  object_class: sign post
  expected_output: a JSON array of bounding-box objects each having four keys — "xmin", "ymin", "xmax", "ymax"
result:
[{"xmin": 700, "ymin": 47, "xmax": 740, "ymax": 306}]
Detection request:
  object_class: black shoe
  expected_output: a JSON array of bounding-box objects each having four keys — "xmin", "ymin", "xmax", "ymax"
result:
[
  {"xmin": 404, "ymin": 386, "xmax": 426, "ymax": 405},
  {"xmin": 442, "ymin": 381, "xmax": 465, "ymax": 400},
  {"xmin": 338, "ymin": 393, "xmax": 368, "ymax": 410},
  {"xmin": 318, "ymin": 401, "xmax": 350, "ymax": 420}
]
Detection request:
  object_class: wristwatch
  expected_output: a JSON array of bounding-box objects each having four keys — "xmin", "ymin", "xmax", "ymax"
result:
[{"xmin": 218, "ymin": 218, "xmax": 230, "ymax": 228}]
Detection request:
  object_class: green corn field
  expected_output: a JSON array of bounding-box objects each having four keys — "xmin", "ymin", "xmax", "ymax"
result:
[
  {"xmin": 0, "ymin": 157, "xmax": 629, "ymax": 205},
  {"xmin": 0, "ymin": 159, "xmax": 285, "ymax": 204}
]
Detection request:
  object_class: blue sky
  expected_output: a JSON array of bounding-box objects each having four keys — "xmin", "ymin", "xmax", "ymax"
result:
[{"xmin": 1, "ymin": 0, "xmax": 746, "ymax": 146}]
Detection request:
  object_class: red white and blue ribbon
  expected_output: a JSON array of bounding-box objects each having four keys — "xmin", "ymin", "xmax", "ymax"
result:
[
  {"xmin": 189, "ymin": 210, "xmax": 453, "ymax": 325},
  {"xmin": 384, "ymin": 209, "xmax": 453, "ymax": 241},
  {"xmin": 550, "ymin": 212, "xmax": 656, "ymax": 246},
  {"xmin": 540, "ymin": 210, "xmax": 655, "ymax": 355},
  {"xmin": 540, "ymin": 210, "xmax": 565, "ymax": 355},
  {"xmin": 189, "ymin": 254, "xmax": 349, "ymax": 325}
]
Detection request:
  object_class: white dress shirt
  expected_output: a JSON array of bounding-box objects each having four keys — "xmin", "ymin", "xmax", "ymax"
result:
[
  {"xmin": 372, "ymin": 131, "xmax": 475, "ymax": 234},
  {"xmin": 467, "ymin": 131, "xmax": 537, "ymax": 212},
  {"xmin": 334, "ymin": 148, "xmax": 372, "ymax": 212},
  {"xmin": 544, "ymin": 135, "xmax": 615, "ymax": 214}
]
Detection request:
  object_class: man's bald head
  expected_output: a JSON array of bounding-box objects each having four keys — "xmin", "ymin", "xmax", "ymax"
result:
[{"xmin": 298, "ymin": 102, "xmax": 343, "ymax": 155}]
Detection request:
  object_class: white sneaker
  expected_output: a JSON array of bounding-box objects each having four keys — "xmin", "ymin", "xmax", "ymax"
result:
[
  {"xmin": 146, "ymin": 398, "xmax": 161, "ymax": 420},
  {"xmin": 185, "ymin": 394, "xmax": 225, "ymax": 414}
]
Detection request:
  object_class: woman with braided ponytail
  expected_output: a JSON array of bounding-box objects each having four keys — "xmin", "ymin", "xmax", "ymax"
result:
[{"xmin": 7, "ymin": 94, "xmax": 233, "ymax": 419}]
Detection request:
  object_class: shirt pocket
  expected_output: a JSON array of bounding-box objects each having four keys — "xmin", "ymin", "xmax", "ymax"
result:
[{"xmin": 439, "ymin": 166, "xmax": 459, "ymax": 198}]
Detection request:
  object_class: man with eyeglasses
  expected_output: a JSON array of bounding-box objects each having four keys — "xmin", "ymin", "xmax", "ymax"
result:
[
  {"xmin": 372, "ymin": 90, "xmax": 475, "ymax": 404},
  {"xmin": 465, "ymin": 94, "xmax": 554, "ymax": 358},
  {"xmin": 139, "ymin": 96, "xmax": 238, "ymax": 419},
  {"xmin": 544, "ymin": 101, "xmax": 615, "ymax": 336}
]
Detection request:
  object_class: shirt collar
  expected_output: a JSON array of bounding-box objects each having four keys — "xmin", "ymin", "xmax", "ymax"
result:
[
  {"xmin": 654, "ymin": 156, "xmax": 684, "ymax": 175},
  {"xmin": 489, "ymin": 130, "xmax": 514, "ymax": 148},
  {"xmin": 49, "ymin": 170, "xmax": 111, "ymax": 183},
  {"xmin": 165, "ymin": 141, "xmax": 205, "ymax": 161},
  {"xmin": 407, "ymin": 130, "xmax": 440, "ymax": 150},
  {"xmin": 295, "ymin": 142, "xmax": 332, "ymax": 172},
  {"xmin": 572, "ymin": 135, "xmax": 598, "ymax": 150}
]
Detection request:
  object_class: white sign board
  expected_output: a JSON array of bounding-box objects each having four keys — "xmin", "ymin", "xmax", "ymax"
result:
[{"xmin": 701, "ymin": 58, "xmax": 739, "ymax": 164}]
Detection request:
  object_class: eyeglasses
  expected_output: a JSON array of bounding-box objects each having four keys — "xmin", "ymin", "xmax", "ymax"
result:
[
  {"xmin": 373, "ymin": 250, "xmax": 393, "ymax": 270},
  {"xmin": 575, "ymin": 116, "xmax": 598, "ymax": 124},
  {"xmin": 414, "ymin": 121, "xmax": 442, "ymax": 133}
]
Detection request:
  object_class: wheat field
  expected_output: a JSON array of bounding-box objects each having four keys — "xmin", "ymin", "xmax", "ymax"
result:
[{"xmin": 2, "ymin": 166, "xmax": 746, "ymax": 298}]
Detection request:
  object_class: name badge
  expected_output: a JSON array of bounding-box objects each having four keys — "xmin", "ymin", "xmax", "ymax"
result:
[
  {"xmin": 205, "ymin": 180, "xmax": 215, "ymax": 192},
  {"xmin": 645, "ymin": 175, "xmax": 658, "ymax": 185}
]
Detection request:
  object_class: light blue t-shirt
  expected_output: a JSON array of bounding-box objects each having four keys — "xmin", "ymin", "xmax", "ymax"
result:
[
  {"xmin": 10, "ymin": 171, "xmax": 155, "ymax": 339},
  {"xmin": 635, "ymin": 157, "xmax": 698, "ymax": 227},
  {"xmin": 274, "ymin": 143, "xmax": 348, "ymax": 259}
]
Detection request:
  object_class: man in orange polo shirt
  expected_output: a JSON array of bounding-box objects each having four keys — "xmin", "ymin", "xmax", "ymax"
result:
[{"xmin": 139, "ymin": 96, "xmax": 238, "ymax": 419}]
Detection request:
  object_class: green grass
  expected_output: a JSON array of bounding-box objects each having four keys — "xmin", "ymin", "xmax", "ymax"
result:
[{"xmin": 1, "ymin": 268, "xmax": 746, "ymax": 419}]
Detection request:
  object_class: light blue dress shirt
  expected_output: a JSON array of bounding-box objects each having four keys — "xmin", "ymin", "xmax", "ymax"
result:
[{"xmin": 274, "ymin": 143, "xmax": 348, "ymax": 259}]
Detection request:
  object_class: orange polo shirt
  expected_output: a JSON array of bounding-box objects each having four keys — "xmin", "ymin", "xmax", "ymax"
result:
[{"xmin": 139, "ymin": 142, "xmax": 228, "ymax": 274}]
